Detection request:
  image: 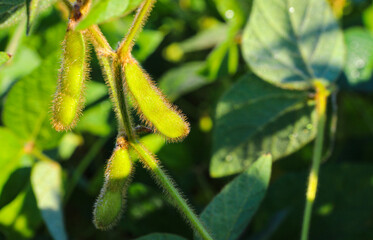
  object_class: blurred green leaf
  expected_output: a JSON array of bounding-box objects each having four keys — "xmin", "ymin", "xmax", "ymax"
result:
[
  {"xmin": 26, "ymin": 0, "xmax": 57, "ymax": 33},
  {"xmin": 204, "ymin": 41, "xmax": 230, "ymax": 80},
  {"xmin": 363, "ymin": 3, "xmax": 373, "ymax": 32},
  {"xmin": 0, "ymin": 127, "xmax": 24, "ymax": 198},
  {"xmin": 0, "ymin": 51, "xmax": 10, "ymax": 66},
  {"xmin": 253, "ymin": 164, "xmax": 373, "ymax": 240},
  {"xmin": 0, "ymin": 45, "xmax": 41, "ymax": 95},
  {"xmin": 58, "ymin": 133, "xmax": 83, "ymax": 160},
  {"xmin": 211, "ymin": 74, "xmax": 316, "ymax": 177},
  {"xmin": 213, "ymin": 0, "xmax": 251, "ymax": 24},
  {"xmin": 136, "ymin": 233, "xmax": 187, "ymax": 240},
  {"xmin": 0, "ymin": 0, "xmax": 24, "ymax": 24},
  {"xmin": 76, "ymin": 81, "xmax": 111, "ymax": 136},
  {"xmin": 197, "ymin": 154, "xmax": 272, "ymax": 240},
  {"xmin": 31, "ymin": 160, "xmax": 67, "ymax": 240},
  {"xmin": 343, "ymin": 27, "xmax": 373, "ymax": 91},
  {"xmin": 76, "ymin": 0, "xmax": 130, "ymax": 30},
  {"xmin": 159, "ymin": 62, "xmax": 208, "ymax": 101},
  {"xmin": 134, "ymin": 30, "xmax": 164, "ymax": 62},
  {"xmin": 0, "ymin": 167, "xmax": 30, "ymax": 210},
  {"xmin": 0, "ymin": 185, "xmax": 41, "ymax": 239},
  {"xmin": 242, "ymin": 0, "xmax": 345, "ymax": 89},
  {"xmin": 174, "ymin": 24, "xmax": 229, "ymax": 53},
  {"xmin": 130, "ymin": 134, "xmax": 165, "ymax": 161},
  {"xmin": 2, "ymin": 52, "xmax": 62, "ymax": 150}
]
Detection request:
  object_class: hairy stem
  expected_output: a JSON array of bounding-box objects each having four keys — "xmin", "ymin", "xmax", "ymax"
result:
[
  {"xmin": 86, "ymin": 26, "xmax": 134, "ymax": 139},
  {"xmin": 130, "ymin": 141, "xmax": 214, "ymax": 240},
  {"xmin": 117, "ymin": 0, "xmax": 156, "ymax": 59},
  {"xmin": 301, "ymin": 81, "xmax": 329, "ymax": 240},
  {"xmin": 88, "ymin": 8, "xmax": 213, "ymax": 240}
]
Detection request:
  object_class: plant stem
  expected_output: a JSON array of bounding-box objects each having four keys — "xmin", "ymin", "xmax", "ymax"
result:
[
  {"xmin": 86, "ymin": 26, "xmax": 134, "ymax": 139},
  {"xmin": 88, "ymin": 7, "xmax": 213, "ymax": 240},
  {"xmin": 301, "ymin": 81, "xmax": 329, "ymax": 240},
  {"xmin": 130, "ymin": 141, "xmax": 214, "ymax": 240},
  {"xmin": 117, "ymin": 0, "xmax": 156, "ymax": 59}
]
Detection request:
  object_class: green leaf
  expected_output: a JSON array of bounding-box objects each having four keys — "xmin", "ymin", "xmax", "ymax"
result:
[
  {"xmin": 211, "ymin": 74, "xmax": 316, "ymax": 177},
  {"xmin": 198, "ymin": 155, "xmax": 272, "ymax": 240},
  {"xmin": 0, "ymin": 45, "xmax": 41, "ymax": 95},
  {"xmin": 213, "ymin": 0, "xmax": 251, "ymax": 24},
  {"xmin": 159, "ymin": 62, "xmax": 209, "ymax": 101},
  {"xmin": 136, "ymin": 233, "xmax": 187, "ymax": 240},
  {"xmin": 76, "ymin": 81, "xmax": 111, "ymax": 136},
  {"xmin": 0, "ymin": 127, "xmax": 24, "ymax": 197},
  {"xmin": 0, "ymin": 167, "xmax": 31, "ymax": 210},
  {"xmin": 253, "ymin": 164, "xmax": 373, "ymax": 240},
  {"xmin": 242, "ymin": 0, "xmax": 345, "ymax": 89},
  {"xmin": 343, "ymin": 27, "xmax": 373, "ymax": 91},
  {"xmin": 0, "ymin": 0, "xmax": 24, "ymax": 24},
  {"xmin": 176, "ymin": 24, "xmax": 229, "ymax": 53},
  {"xmin": 75, "ymin": 0, "xmax": 130, "ymax": 30},
  {"xmin": 134, "ymin": 30, "xmax": 164, "ymax": 62},
  {"xmin": 31, "ymin": 160, "xmax": 67, "ymax": 240},
  {"xmin": 0, "ymin": 51, "xmax": 10, "ymax": 66},
  {"xmin": 26, "ymin": 0, "xmax": 57, "ymax": 34},
  {"xmin": 2, "ymin": 52, "xmax": 62, "ymax": 150},
  {"xmin": 0, "ymin": 185, "xmax": 42, "ymax": 239},
  {"xmin": 363, "ymin": 3, "xmax": 373, "ymax": 32}
]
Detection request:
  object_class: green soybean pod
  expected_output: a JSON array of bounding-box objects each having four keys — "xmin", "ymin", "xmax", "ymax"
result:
[
  {"xmin": 123, "ymin": 58, "xmax": 190, "ymax": 141},
  {"xmin": 93, "ymin": 140, "xmax": 133, "ymax": 230},
  {"xmin": 52, "ymin": 29, "xmax": 88, "ymax": 131}
]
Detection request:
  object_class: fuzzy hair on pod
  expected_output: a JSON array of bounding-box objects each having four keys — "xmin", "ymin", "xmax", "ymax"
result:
[
  {"xmin": 52, "ymin": 29, "xmax": 89, "ymax": 131},
  {"xmin": 93, "ymin": 140, "xmax": 134, "ymax": 230},
  {"xmin": 123, "ymin": 57, "xmax": 190, "ymax": 141}
]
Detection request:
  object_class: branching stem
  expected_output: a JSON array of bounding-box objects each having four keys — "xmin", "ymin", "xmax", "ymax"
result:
[
  {"xmin": 117, "ymin": 0, "xmax": 156, "ymax": 60},
  {"xmin": 87, "ymin": 4, "xmax": 213, "ymax": 239},
  {"xmin": 130, "ymin": 141, "xmax": 214, "ymax": 240},
  {"xmin": 301, "ymin": 80, "xmax": 329, "ymax": 240}
]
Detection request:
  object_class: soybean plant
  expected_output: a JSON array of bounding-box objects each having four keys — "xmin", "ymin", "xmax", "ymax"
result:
[{"xmin": 52, "ymin": 1, "xmax": 213, "ymax": 240}]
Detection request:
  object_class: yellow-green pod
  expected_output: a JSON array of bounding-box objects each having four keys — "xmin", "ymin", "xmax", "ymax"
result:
[
  {"xmin": 52, "ymin": 29, "xmax": 88, "ymax": 131},
  {"xmin": 93, "ymin": 144, "xmax": 133, "ymax": 230},
  {"xmin": 123, "ymin": 58, "xmax": 190, "ymax": 141}
]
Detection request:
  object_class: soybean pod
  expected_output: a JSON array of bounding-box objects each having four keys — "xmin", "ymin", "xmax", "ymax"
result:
[
  {"xmin": 93, "ymin": 138, "xmax": 134, "ymax": 230},
  {"xmin": 52, "ymin": 29, "xmax": 88, "ymax": 131},
  {"xmin": 123, "ymin": 57, "xmax": 190, "ymax": 141}
]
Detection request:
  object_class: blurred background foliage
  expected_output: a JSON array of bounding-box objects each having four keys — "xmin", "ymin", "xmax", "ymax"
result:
[{"xmin": 0, "ymin": 0, "xmax": 373, "ymax": 239}]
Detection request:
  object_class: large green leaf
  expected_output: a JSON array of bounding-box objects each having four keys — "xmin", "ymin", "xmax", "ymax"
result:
[
  {"xmin": 75, "ymin": 0, "xmax": 130, "ymax": 30},
  {"xmin": 2, "ymin": 52, "xmax": 62, "ymax": 150},
  {"xmin": 197, "ymin": 155, "xmax": 272, "ymax": 240},
  {"xmin": 343, "ymin": 27, "xmax": 373, "ymax": 91},
  {"xmin": 0, "ymin": 185, "xmax": 42, "ymax": 239},
  {"xmin": 31, "ymin": 161, "xmax": 67, "ymax": 240},
  {"xmin": 159, "ymin": 62, "xmax": 208, "ymax": 101},
  {"xmin": 136, "ymin": 233, "xmax": 187, "ymax": 240},
  {"xmin": 0, "ymin": 0, "xmax": 24, "ymax": 24},
  {"xmin": 211, "ymin": 74, "xmax": 316, "ymax": 177},
  {"xmin": 253, "ymin": 164, "xmax": 373, "ymax": 240},
  {"xmin": 242, "ymin": 0, "xmax": 345, "ymax": 89}
]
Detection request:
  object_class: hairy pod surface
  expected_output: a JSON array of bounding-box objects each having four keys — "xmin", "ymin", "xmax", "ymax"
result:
[
  {"xmin": 123, "ymin": 58, "xmax": 190, "ymax": 141},
  {"xmin": 52, "ymin": 29, "xmax": 88, "ymax": 131},
  {"xmin": 93, "ymin": 145, "xmax": 133, "ymax": 230}
]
